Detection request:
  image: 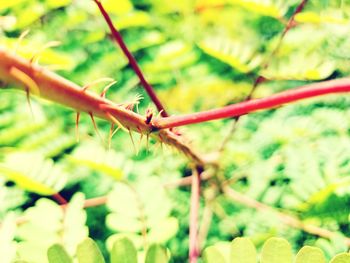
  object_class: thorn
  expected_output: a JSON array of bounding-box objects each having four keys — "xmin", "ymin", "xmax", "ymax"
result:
[
  {"xmin": 137, "ymin": 126, "xmax": 143, "ymax": 152},
  {"xmin": 76, "ymin": 112, "xmax": 80, "ymax": 142},
  {"xmin": 14, "ymin": 29, "xmax": 30, "ymax": 54},
  {"xmin": 100, "ymin": 80, "xmax": 117, "ymax": 98},
  {"xmin": 83, "ymin": 77, "xmax": 114, "ymax": 92},
  {"xmin": 101, "ymin": 106, "xmax": 129, "ymax": 133},
  {"xmin": 89, "ymin": 112, "xmax": 104, "ymax": 143},
  {"xmin": 157, "ymin": 109, "xmax": 164, "ymax": 118},
  {"xmin": 108, "ymin": 123, "xmax": 121, "ymax": 149},
  {"xmin": 9, "ymin": 67, "xmax": 40, "ymax": 118},
  {"xmin": 111, "ymin": 126, "xmax": 121, "ymax": 138},
  {"xmin": 138, "ymin": 133, "xmax": 143, "ymax": 153},
  {"xmin": 145, "ymin": 108, "xmax": 153, "ymax": 124},
  {"xmin": 9, "ymin": 67, "xmax": 40, "ymax": 95},
  {"xmin": 146, "ymin": 133, "xmax": 150, "ymax": 153},
  {"xmin": 121, "ymin": 94, "xmax": 143, "ymax": 111},
  {"xmin": 30, "ymin": 41, "xmax": 61, "ymax": 64},
  {"xmin": 128, "ymin": 128, "xmax": 137, "ymax": 154},
  {"xmin": 25, "ymin": 89, "xmax": 34, "ymax": 119},
  {"xmin": 134, "ymin": 94, "xmax": 143, "ymax": 113},
  {"xmin": 108, "ymin": 123, "xmax": 114, "ymax": 149}
]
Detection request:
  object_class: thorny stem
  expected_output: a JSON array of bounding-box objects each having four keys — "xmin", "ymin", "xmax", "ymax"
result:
[
  {"xmin": 0, "ymin": 48, "xmax": 205, "ymax": 165},
  {"xmin": 2, "ymin": 48, "xmax": 350, "ymax": 161},
  {"xmin": 153, "ymin": 78, "xmax": 350, "ymax": 129},
  {"xmin": 93, "ymin": 0, "xmax": 169, "ymax": 117},
  {"xmin": 189, "ymin": 166, "xmax": 203, "ymax": 263}
]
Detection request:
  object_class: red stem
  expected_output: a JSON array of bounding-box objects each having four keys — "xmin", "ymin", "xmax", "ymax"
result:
[
  {"xmin": 189, "ymin": 166, "xmax": 203, "ymax": 263},
  {"xmin": 153, "ymin": 78, "xmax": 350, "ymax": 129},
  {"xmin": 52, "ymin": 193, "xmax": 68, "ymax": 205},
  {"xmin": 93, "ymin": 0, "xmax": 169, "ymax": 117},
  {"xmin": 282, "ymin": 0, "xmax": 308, "ymax": 38},
  {"xmin": 82, "ymin": 196, "xmax": 108, "ymax": 208}
]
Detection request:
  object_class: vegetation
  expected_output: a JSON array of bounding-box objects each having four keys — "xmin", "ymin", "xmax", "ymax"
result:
[{"xmin": 1, "ymin": 0, "xmax": 350, "ymax": 262}]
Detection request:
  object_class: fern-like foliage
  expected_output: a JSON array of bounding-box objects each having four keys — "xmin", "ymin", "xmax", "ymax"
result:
[
  {"xmin": 67, "ymin": 141, "xmax": 125, "ymax": 181},
  {"xmin": 0, "ymin": 214, "xmax": 17, "ymax": 263},
  {"xmin": 229, "ymin": 0, "xmax": 296, "ymax": 18},
  {"xmin": 15, "ymin": 193, "xmax": 88, "ymax": 262},
  {"xmin": 260, "ymin": 52, "xmax": 335, "ymax": 80},
  {"xmin": 46, "ymin": 236, "xmax": 350, "ymax": 262},
  {"xmin": 218, "ymin": 97, "xmax": 350, "ymax": 246},
  {"xmin": 198, "ymin": 36, "xmax": 262, "ymax": 73},
  {"xmin": 203, "ymin": 237, "xmax": 350, "ymax": 263},
  {"xmin": 47, "ymin": 237, "xmax": 169, "ymax": 263},
  {"xmin": 106, "ymin": 177, "xmax": 178, "ymax": 252},
  {"xmin": 0, "ymin": 152, "xmax": 67, "ymax": 195}
]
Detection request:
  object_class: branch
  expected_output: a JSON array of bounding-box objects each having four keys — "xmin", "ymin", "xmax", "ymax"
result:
[
  {"xmin": 217, "ymin": 0, "xmax": 309, "ymax": 152},
  {"xmin": 189, "ymin": 166, "xmax": 203, "ymax": 263},
  {"xmin": 153, "ymin": 78, "xmax": 350, "ymax": 129},
  {"xmin": 13, "ymin": 187, "xmax": 350, "ymax": 247},
  {"xmin": 0, "ymin": 48, "xmax": 205, "ymax": 165},
  {"xmin": 93, "ymin": 0, "xmax": 169, "ymax": 117},
  {"xmin": 51, "ymin": 193, "xmax": 68, "ymax": 205},
  {"xmin": 223, "ymin": 186, "xmax": 350, "ymax": 246}
]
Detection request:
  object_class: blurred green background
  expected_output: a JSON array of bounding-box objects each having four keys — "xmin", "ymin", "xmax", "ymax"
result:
[{"xmin": 1, "ymin": 0, "xmax": 350, "ymax": 262}]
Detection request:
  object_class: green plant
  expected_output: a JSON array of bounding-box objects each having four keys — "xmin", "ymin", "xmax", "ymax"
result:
[{"xmin": 1, "ymin": 0, "xmax": 350, "ymax": 262}]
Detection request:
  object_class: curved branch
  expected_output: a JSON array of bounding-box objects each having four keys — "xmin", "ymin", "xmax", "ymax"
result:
[
  {"xmin": 0, "ymin": 48, "xmax": 205, "ymax": 165},
  {"xmin": 152, "ymin": 78, "xmax": 350, "ymax": 129},
  {"xmin": 93, "ymin": 0, "xmax": 169, "ymax": 117}
]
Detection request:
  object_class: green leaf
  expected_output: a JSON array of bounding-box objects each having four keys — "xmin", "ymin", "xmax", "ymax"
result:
[
  {"xmin": 0, "ymin": 152, "xmax": 67, "ymax": 195},
  {"xmin": 145, "ymin": 244, "xmax": 169, "ymax": 263},
  {"xmin": 330, "ymin": 253, "xmax": 350, "ymax": 263},
  {"xmin": 261, "ymin": 238, "xmax": 292, "ymax": 263},
  {"xmin": 77, "ymin": 238, "xmax": 105, "ymax": 263},
  {"xmin": 148, "ymin": 217, "xmax": 179, "ymax": 243},
  {"xmin": 0, "ymin": 214, "xmax": 17, "ymax": 263},
  {"xmin": 295, "ymin": 246, "xmax": 326, "ymax": 263},
  {"xmin": 69, "ymin": 142, "xmax": 124, "ymax": 180},
  {"xmin": 203, "ymin": 246, "xmax": 226, "ymax": 263},
  {"xmin": 230, "ymin": 0, "xmax": 289, "ymax": 18},
  {"xmin": 102, "ymin": 0, "xmax": 133, "ymax": 15},
  {"xmin": 45, "ymin": 0, "xmax": 72, "ymax": 9},
  {"xmin": 110, "ymin": 237, "xmax": 137, "ymax": 263},
  {"xmin": 261, "ymin": 52, "xmax": 335, "ymax": 81},
  {"xmin": 113, "ymin": 11, "xmax": 151, "ymax": 30},
  {"xmin": 230, "ymin": 237, "xmax": 257, "ymax": 263},
  {"xmin": 63, "ymin": 193, "xmax": 88, "ymax": 255},
  {"xmin": 107, "ymin": 178, "xmax": 173, "ymax": 234},
  {"xmin": 198, "ymin": 37, "xmax": 262, "ymax": 73},
  {"xmin": 0, "ymin": 0, "xmax": 26, "ymax": 12},
  {"xmin": 47, "ymin": 244, "xmax": 73, "ymax": 263}
]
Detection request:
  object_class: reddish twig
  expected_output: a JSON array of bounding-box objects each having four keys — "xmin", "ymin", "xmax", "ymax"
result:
[
  {"xmin": 189, "ymin": 166, "xmax": 203, "ymax": 263},
  {"xmin": 81, "ymin": 196, "xmax": 107, "ymax": 208},
  {"xmin": 218, "ymin": 0, "xmax": 309, "ymax": 152},
  {"xmin": 93, "ymin": 0, "xmax": 169, "ymax": 117},
  {"xmin": 51, "ymin": 193, "xmax": 68, "ymax": 205},
  {"xmin": 223, "ymin": 186, "xmax": 350, "ymax": 246},
  {"xmin": 281, "ymin": 0, "xmax": 309, "ymax": 39},
  {"xmin": 153, "ymin": 78, "xmax": 350, "ymax": 129}
]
